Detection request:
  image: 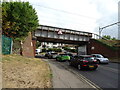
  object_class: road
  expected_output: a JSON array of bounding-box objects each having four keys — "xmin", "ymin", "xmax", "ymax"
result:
[{"xmin": 42, "ymin": 57, "xmax": 119, "ymax": 89}]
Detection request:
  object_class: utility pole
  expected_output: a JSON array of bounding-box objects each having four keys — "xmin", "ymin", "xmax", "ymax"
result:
[{"xmin": 99, "ymin": 21, "xmax": 120, "ymax": 39}]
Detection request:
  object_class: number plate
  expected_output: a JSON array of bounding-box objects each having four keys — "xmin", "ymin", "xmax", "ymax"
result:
[{"xmin": 89, "ymin": 65, "xmax": 94, "ymax": 68}]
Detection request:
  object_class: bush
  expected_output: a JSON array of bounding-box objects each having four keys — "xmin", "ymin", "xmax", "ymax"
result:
[
  {"xmin": 46, "ymin": 48, "xmax": 62, "ymax": 52},
  {"xmin": 70, "ymin": 49, "xmax": 77, "ymax": 53},
  {"xmin": 62, "ymin": 47, "xmax": 77, "ymax": 53},
  {"xmin": 42, "ymin": 48, "xmax": 47, "ymax": 52},
  {"xmin": 55, "ymin": 48, "xmax": 62, "ymax": 52}
]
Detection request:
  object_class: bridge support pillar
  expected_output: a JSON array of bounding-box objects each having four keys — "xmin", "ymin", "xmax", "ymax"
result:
[
  {"xmin": 22, "ymin": 32, "xmax": 35, "ymax": 58},
  {"xmin": 77, "ymin": 45, "xmax": 87, "ymax": 55}
]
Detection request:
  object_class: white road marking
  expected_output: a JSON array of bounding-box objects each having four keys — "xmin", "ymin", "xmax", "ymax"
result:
[{"xmin": 57, "ymin": 61, "xmax": 102, "ymax": 90}]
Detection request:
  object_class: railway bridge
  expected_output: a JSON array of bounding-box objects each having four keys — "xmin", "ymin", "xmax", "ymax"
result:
[{"xmin": 33, "ymin": 25, "xmax": 99, "ymax": 55}]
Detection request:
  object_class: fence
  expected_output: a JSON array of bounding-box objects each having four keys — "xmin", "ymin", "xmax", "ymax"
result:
[
  {"xmin": 92, "ymin": 33, "xmax": 108, "ymax": 40},
  {"xmin": 2, "ymin": 35, "xmax": 13, "ymax": 54}
]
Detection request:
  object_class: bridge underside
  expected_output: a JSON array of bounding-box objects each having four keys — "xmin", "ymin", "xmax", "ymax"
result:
[{"xmin": 37, "ymin": 37, "xmax": 88, "ymax": 45}]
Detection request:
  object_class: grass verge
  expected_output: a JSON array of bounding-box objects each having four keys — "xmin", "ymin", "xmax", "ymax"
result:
[{"xmin": 2, "ymin": 54, "xmax": 52, "ymax": 88}]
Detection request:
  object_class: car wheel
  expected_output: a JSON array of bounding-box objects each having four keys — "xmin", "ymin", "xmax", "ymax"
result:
[
  {"xmin": 78, "ymin": 64, "xmax": 81, "ymax": 70},
  {"xmin": 97, "ymin": 60, "xmax": 101, "ymax": 64}
]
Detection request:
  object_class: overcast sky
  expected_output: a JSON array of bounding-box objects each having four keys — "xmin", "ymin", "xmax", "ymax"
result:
[{"xmin": 9, "ymin": 0, "xmax": 120, "ymax": 38}]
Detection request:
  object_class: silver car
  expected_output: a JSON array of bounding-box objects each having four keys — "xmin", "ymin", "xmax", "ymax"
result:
[{"xmin": 91, "ymin": 54, "xmax": 109, "ymax": 64}]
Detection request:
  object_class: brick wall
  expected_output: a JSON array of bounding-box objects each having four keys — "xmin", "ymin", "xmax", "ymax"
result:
[
  {"xmin": 22, "ymin": 32, "xmax": 34, "ymax": 58},
  {"xmin": 87, "ymin": 39, "xmax": 119, "ymax": 58}
]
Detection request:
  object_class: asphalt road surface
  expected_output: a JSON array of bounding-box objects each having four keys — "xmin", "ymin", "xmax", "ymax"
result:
[
  {"xmin": 60, "ymin": 61, "xmax": 119, "ymax": 89},
  {"xmin": 42, "ymin": 58, "xmax": 119, "ymax": 89}
]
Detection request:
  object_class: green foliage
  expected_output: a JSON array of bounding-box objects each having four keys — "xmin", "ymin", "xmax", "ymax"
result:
[
  {"xmin": 47, "ymin": 48, "xmax": 53, "ymax": 52},
  {"xmin": 42, "ymin": 48, "xmax": 47, "ymax": 52},
  {"xmin": 62, "ymin": 47, "xmax": 77, "ymax": 53},
  {"xmin": 36, "ymin": 41, "xmax": 41, "ymax": 48},
  {"xmin": 47, "ymin": 48, "xmax": 62, "ymax": 52},
  {"xmin": 62, "ymin": 47, "xmax": 70, "ymax": 51},
  {"xmin": 96, "ymin": 39, "xmax": 119, "ymax": 51},
  {"xmin": 112, "ymin": 37, "xmax": 116, "ymax": 40},
  {"xmin": 70, "ymin": 49, "xmax": 77, "ymax": 53},
  {"xmin": 2, "ymin": 1, "xmax": 39, "ymax": 40},
  {"xmin": 55, "ymin": 48, "xmax": 62, "ymax": 52},
  {"xmin": 102, "ymin": 35, "xmax": 117, "ymax": 40}
]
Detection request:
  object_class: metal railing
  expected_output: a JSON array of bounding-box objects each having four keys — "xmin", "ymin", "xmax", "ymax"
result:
[
  {"xmin": 37, "ymin": 25, "xmax": 108, "ymax": 40},
  {"xmin": 38, "ymin": 25, "xmax": 92, "ymax": 37},
  {"xmin": 92, "ymin": 33, "xmax": 108, "ymax": 40}
]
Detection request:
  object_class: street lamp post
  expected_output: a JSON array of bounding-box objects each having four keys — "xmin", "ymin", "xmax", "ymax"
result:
[
  {"xmin": 99, "ymin": 27, "xmax": 103, "ymax": 39},
  {"xmin": 99, "ymin": 21, "xmax": 120, "ymax": 39}
]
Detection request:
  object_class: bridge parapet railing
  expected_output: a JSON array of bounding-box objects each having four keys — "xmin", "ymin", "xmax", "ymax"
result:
[
  {"xmin": 92, "ymin": 33, "xmax": 108, "ymax": 40},
  {"xmin": 38, "ymin": 25, "xmax": 92, "ymax": 37}
]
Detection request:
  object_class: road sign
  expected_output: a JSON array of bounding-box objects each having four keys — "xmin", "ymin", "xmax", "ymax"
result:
[{"xmin": 58, "ymin": 30, "xmax": 63, "ymax": 35}]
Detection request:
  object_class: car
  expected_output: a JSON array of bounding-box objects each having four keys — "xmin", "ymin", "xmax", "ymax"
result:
[
  {"xmin": 35, "ymin": 49, "xmax": 40, "ymax": 55},
  {"xmin": 48, "ymin": 52, "xmax": 58, "ymax": 59},
  {"xmin": 65, "ymin": 53, "xmax": 74, "ymax": 61},
  {"xmin": 45, "ymin": 52, "xmax": 51, "ymax": 57},
  {"xmin": 39, "ymin": 52, "xmax": 46, "ymax": 57},
  {"xmin": 69, "ymin": 55, "xmax": 98, "ymax": 70},
  {"xmin": 91, "ymin": 54, "xmax": 109, "ymax": 64},
  {"xmin": 56, "ymin": 54, "xmax": 70, "ymax": 61},
  {"xmin": 45, "ymin": 51, "xmax": 54, "ymax": 57}
]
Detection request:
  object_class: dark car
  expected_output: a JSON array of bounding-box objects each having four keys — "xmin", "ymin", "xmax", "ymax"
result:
[
  {"xmin": 69, "ymin": 55, "xmax": 98, "ymax": 70},
  {"xmin": 45, "ymin": 52, "xmax": 51, "ymax": 57}
]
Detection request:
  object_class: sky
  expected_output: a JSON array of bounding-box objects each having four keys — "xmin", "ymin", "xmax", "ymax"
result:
[{"xmin": 5, "ymin": 0, "xmax": 120, "ymax": 38}]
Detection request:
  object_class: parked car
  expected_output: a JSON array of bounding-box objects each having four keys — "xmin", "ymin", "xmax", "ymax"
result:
[
  {"xmin": 48, "ymin": 52, "xmax": 58, "ymax": 59},
  {"xmin": 65, "ymin": 53, "xmax": 74, "ymax": 61},
  {"xmin": 35, "ymin": 49, "xmax": 40, "ymax": 55},
  {"xmin": 39, "ymin": 52, "xmax": 46, "ymax": 57},
  {"xmin": 56, "ymin": 54, "xmax": 70, "ymax": 61},
  {"xmin": 91, "ymin": 54, "xmax": 109, "ymax": 64},
  {"xmin": 45, "ymin": 52, "xmax": 51, "ymax": 57},
  {"xmin": 69, "ymin": 55, "xmax": 98, "ymax": 70},
  {"xmin": 45, "ymin": 51, "xmax": 55, "ymax": 57}
]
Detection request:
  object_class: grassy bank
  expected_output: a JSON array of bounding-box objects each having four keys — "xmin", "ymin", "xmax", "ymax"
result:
[
  {"xmin": 97, "ymin": 39, "xmax": 120, "ymax": 50},
  {"xmin": 2, "ymin": 54, "xmax": 52, "ymax": 88}
]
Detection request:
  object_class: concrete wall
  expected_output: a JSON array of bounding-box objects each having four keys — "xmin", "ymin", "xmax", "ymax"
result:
[
  {"xmin": 87, "ymin": 39, "xmax": 119, "ymax": 58},
  {"xmin": 78, "ymin": 45, "xmax": 87, "ymax": 55},
  {"xmin": 22, "ymin": 32, "xmax": 34, "ymax": 58}
]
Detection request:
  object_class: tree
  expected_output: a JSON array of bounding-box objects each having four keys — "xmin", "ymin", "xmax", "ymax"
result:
[
  {"xmin": 2, "ymin": 1, "xmax": 39, "ymax": 54},
  {"xmin": 102, "ymin": 35, "xmax": 116, "ymax": 40},
  {"xmin": 2, "ymin": 1, "xmax": 39, "ymax": 40},
  {"xmin": 103, "ymin": 35, "xmax": 111, "ymax": 40},
  {"xmin": 36, "ymin": 41, "xmax": 41, "ymax": 48}
]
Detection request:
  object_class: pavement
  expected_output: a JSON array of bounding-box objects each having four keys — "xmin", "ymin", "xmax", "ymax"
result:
[
  {"xmin": 43, "ymin": 59, "xmax": 96, "ymax": 89},
  {"xmin": 109, "ymin": 58, "xmax": 120, "ymax": 64}
]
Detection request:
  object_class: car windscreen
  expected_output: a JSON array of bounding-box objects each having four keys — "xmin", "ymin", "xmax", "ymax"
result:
[
  {"xmin": 96, "ymin": 55, "xmax": 104, "ymax": 58},
  {"xmin": 84, "ymin": 57, "xmax": 95, "ymax": 61},
  {"xmin": 60, "ymin": 54, "xmax": 68, "ymax": 56},
  {"xmin": 68, "ymin": 54, "xmax": 73, "ymax": 56},
  {"xmin": 51, "ymin": 53, "xmax": 57, "ymax": 54}
]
